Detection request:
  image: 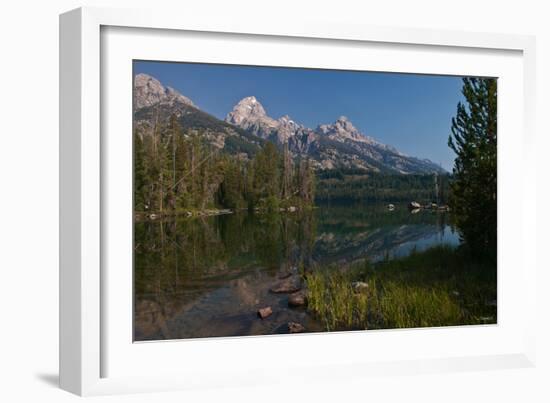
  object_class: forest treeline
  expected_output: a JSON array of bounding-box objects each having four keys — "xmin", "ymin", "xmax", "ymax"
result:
[
  {"xmin": 315, "ymin": 168, "xmax": 450, "ymax": 204},
  {"xmin": 134, "ymin": 115, "xmax": 315, "ymax": 214}
]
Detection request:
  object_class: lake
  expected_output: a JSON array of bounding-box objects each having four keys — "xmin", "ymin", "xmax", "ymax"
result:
[{"xmin": 134, "ymin": 204, "xmax": 460, "ymax": 341}]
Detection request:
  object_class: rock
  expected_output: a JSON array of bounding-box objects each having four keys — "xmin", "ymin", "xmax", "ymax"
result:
[
  {"xmin": 430, "ymin": 203, "xmax": 438, "ymax": 209},
  {"xmin": 278, "ymin": 266, "xmax": 298, "ymax": 279},
  {"xmin": 288, "ymin": 290, "xmax": 307, "ymax": 307},
  {"xmin": 387, "ymin": 204, "xmax": 395, "ymax": 210},
  {"xmin": 278, "ymin": 272, "xmax": 292, "ymax": 279},
  {"xmin": 352, "ymin": 281, "xmax": 369, "ymax": 293},
  {"xmin": 270, "ymin": 275, "xmax": 302, "ymax": 294},
  {"xmin": 317, "ymin": 116, "xmax": 371, "ymax": 143},
  {"xmin": 149, "ymin": 213, "xmax": 159, "ymax": 220},
  {"xmin": 408, "ymin": 201, "xmax": 421, "ymax": 210},
  {"xmin": 288, "ymin": 206, "xmax": 297, "ymax": 213},
  {"xmin": 288, "ymin": 322, "xmax": 305, "ymax": 333},
  {"xmin": 257, "ymin": 306, "xmax": 273, "ymax": 319},
  {"xmin": 134, "ymin": 73, "xmax": 195, "ymax": 109}
]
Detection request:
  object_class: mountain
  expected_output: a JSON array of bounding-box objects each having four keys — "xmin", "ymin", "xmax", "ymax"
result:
[
  {"xmin": 134, "ymin": 73, "xmax": 196, "ymax": 110},
  {"xmin": 225, "ymin": 96, "xmax": 445, "ymax": 174},
  {"xmin": 133, "ymin": 74, "xmax": 445, "ymax": 174},
  {"xmin": 133, "ymin": 74, "xmax": 264, "ymax": 157}
]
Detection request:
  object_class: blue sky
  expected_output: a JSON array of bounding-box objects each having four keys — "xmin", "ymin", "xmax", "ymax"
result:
[{"xmin": 134, "ymin": 61, "xmax": 465, "ymax": 171}]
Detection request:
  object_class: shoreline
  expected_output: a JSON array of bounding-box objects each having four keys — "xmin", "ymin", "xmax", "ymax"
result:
[
  {"xmin": 134, "ymin": 205, "xmax": 313, "ymax": 221},
  {"xmin": 135, "ymin": 201, "xmax": 449, "ymax": 222}
]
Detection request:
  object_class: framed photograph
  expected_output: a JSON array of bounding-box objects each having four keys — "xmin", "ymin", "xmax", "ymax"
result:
[{"xmin": 60, "ymin": 6, "xmax": 537, "ymax": 396}]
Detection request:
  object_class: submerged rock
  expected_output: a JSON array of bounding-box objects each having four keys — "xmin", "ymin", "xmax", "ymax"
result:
[
  {"xmin": 288, "ymin": 290, "xmax": 307, "ymax": 307},
  {"xmin": 288, "ymin": 322, "xmax": 305, "ymax": 333},
  {"xmin": 278, "ymin": 266, "xmax": 298, "ymax": 279},
  {"xmin": 257, "ymin": 306, "xmax": 273, "ymax": 319},
  {"xmin": 270, "ymin": 275, "xmax": 302, "ymax": 294}
]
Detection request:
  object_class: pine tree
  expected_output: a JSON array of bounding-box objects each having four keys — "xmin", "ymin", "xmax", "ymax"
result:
[
  {"xmin": 133, "ymin": 130, "xmax": 147, "ymax": 210},
  {"xmin": 220, "ymin": 158, "xmax": 245, "ymax": 208},
  {"xmin": 167, "ymin": 115, "xmax": 182, "ymax": 210},
  {"xmin": 174, "ymin": 131, "xmax": 190, "ymax": 209},
  {"xmin": 281, "ymin": 142, "xmax": 293, "ymax": 199},
  {"xmin": 252, "ymin": 142, "xmax": 280, "ymax": 201},
  {"xmin": 448, "ymin": 77, "xmax": 497, "ymax": 257},
  {"xmin": 297, "ymin": 157, "xmax": 315, "ymax": 205}
]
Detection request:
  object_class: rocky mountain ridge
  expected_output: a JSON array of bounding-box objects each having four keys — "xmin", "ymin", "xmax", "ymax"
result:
[
  {"xmin": 134, "ymin": 74, "xmax": 445, "ymax": 174},
  {"xmin": 134, "ymin": 73, "xmax": 196, "ymax": 110},
  {"xmin": 225, "ymin": 95, "xmax": 444, "ymax": 173}
]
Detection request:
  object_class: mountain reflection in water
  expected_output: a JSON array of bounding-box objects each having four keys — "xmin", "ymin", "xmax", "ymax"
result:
[{"xmin": 134, "ymin": 204, "xmax": 458, "ymax": 340}]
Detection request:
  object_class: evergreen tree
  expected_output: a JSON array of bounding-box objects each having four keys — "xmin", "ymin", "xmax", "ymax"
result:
[
  {"xmin": 167, "ymin": 115, "xmax": 182, "ymax": 210},
  {"xmin": 448, "ymin": 77, "xmax": 497, "ymax": 257},
  {"xmin": 253, "ymin": 142, "xmax": 280, "ymax": 200},
  {"xmin": 133, "ymin": 122, "xmax": 316, "ymax": 214},
  {"xmin": 298, "ymin": 158, "xmax": 315, "ymax": 204},
  {"xmin": 219, "ymin": 158, "xmax": 245, "ymax": 208},
  {"xmin": 174, "ymin": 131, "xmax": 190, "ymax": 209},
  {"xmin": 133, "ymin": 130, "xmax": 148, "ymax": 210},
  {"xmin": 281, "ymin": 142, "xmax": 293, "ymax": 199}
]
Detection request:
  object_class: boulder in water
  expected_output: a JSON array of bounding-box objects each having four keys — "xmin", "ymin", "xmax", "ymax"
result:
[
  {"xmin": 288, "ymin": 290, "xmax": 307, "ymax": 306},
  {"xmin": 257, "ymin": 306, "xmax": 273, "ymax": 319},
  {"xmin": 288, "ymin": 322, "xmax": 305, "ymax": 333},
  {"xmin": 270, "ymin": 275, "xmax": 302, "ymax": 294}
]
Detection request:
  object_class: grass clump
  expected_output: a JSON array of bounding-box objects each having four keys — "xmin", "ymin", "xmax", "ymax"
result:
[
  {"xmin": 305, "ymin": 245, "xmax": 496, "ymax": 331},
  {"xmin": 306, "ymin": 268, "xmax": 370, "ymax": 331},
  {"xmin": 376, "ymin": 282, "xmax": 464, "ymax": 328}
]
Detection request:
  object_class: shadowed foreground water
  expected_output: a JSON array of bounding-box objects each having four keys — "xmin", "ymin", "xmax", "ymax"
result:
[{"xmin": 134, "ymin": 204, "xmax": 459, "ymax": 341}]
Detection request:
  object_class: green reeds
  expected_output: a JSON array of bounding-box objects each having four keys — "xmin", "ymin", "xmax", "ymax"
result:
[
  {"xmin": 377, "ymin": 282, "xmax": 464, "ymax": 328},
  {"xmin": 305, "ymin": 245, "xmax": 496, "ymax": 331},
  {"xmin": 306, "ymin": 268, "xmax": 370, "ymax": 331}
]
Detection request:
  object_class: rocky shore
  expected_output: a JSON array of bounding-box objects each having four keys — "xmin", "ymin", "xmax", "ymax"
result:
[
  {"xmin": 135, "ymin": 205, "xmax": 303, "ymax": 221},
  {"xmin": 407, "ymin": 201, "xmax": 450, "ymax": 212},
  {"xmin": 253, "ymin": 266, "xmax": 310, "ymax": 334}
]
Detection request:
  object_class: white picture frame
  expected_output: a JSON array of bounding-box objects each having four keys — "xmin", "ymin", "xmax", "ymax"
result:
[{"xmin": 60, "ymin": 6, "xmax": 537, "ymax": 396}]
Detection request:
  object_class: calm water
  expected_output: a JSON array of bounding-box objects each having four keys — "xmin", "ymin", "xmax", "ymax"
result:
[{"xmin": 134, "ymin": 204, "xmax": 459, "ymax": 341}]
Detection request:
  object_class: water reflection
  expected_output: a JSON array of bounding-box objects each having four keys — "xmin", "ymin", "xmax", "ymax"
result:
[{"xmin": 134, "ymin": 204, "xmax": 458, "ymax": 340}]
